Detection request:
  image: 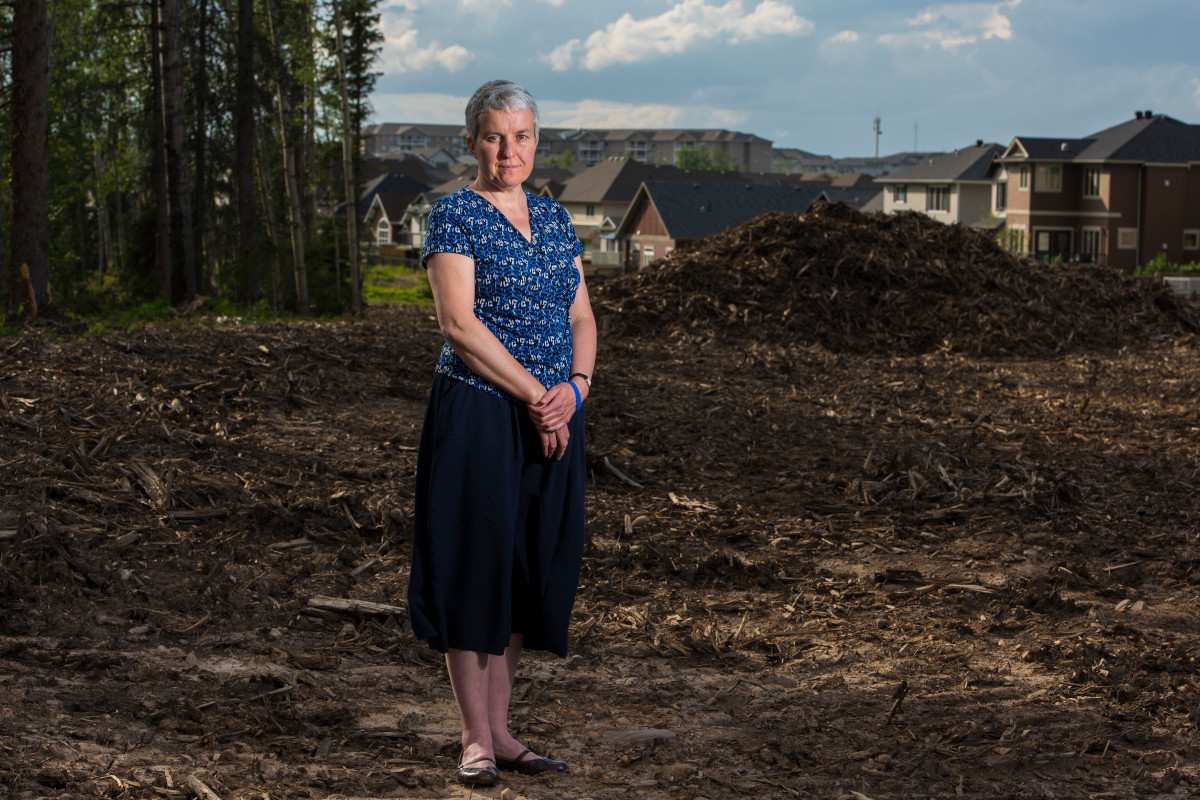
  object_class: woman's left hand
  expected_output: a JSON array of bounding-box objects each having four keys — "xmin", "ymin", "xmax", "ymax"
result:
[{"xmin": 528, "ymin": 382, "xmax": 576, "ymax": 433}]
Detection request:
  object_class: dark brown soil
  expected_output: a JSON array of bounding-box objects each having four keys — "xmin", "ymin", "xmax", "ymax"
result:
[{"xmin": 2, "ymin": 215, "xmax": 1200, "ymax": 798}]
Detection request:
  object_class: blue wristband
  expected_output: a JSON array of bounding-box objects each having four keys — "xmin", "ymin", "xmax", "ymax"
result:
[{"xmin": 568, "ymin": 379, "xmax": 582, "ymax": 410}]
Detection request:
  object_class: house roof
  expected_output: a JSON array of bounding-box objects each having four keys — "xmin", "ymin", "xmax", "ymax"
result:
[
  {"xmin": 558, "ymin": 157, "xmax": 803, "ymax": 204},
  {"xmin": 876, "ymin": 143, "xmax": 1003, "ymax": 183},
  {"xmin": 359, "ymin": 173, "xmax": 431, "ymax": 220},
  {"xmin": 1003, "ymin": 114, "xmax": 1200, "ymax": 164},
  {"xmin": 617, "ymin": 180, "xmax": 828, "ymax": 241},
  {"xmin": 820, "ymin": 186, "xmax": 884, "ymax": 212}
]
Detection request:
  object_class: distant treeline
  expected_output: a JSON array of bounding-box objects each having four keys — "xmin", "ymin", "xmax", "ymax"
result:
[{"xmin": 2, "ymin": 0, "xmax": 383, "ymax": 320}]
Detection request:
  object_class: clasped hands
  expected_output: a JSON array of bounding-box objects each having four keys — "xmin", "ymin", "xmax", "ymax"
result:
[{"xmin": 527, "ymin": 380, "xmax": 584, "ymax": 460}]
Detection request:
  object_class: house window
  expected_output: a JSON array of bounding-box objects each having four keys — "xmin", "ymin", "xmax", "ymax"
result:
[
  {"xmin": 578, "ymin": 140, "xmax": 604, "ymax": 165},
  {"xmin": 1184, "ymin": 230, "xmax": 1200, "ymax": 250},
  {"xmin": 1118, "ymin": 228, "xmax": 1138, "ymax": 250},
  {"xmin": 927, "ymin": 185, "xmax": 950, "ymax": 212},
  {"xmin": 376, "ymin": 218, "xmax": 391, "ymax": 245},
  {"xmin": 1035, "ymin": 164, "xmax": 1062, "ymax": 192},
  {"xmin": 892, "ymin": 184, "xmax": 908, "ymax": 204},
  {"xmin": 1083, "ymin": 167, "xmax": 1101, "ymax": 198},
  {"xmin": 626, "ymin": 140, "xmax": 649, "ymax": 161},
  {"xmin": 1018, "ymin": 166, "xmax": 1029, "ymax": 191},
  {"xmin": 1081, "ymin": 228, "xmax": 1103, "ymax": 263},
  {"xmin": 995, "ymin": 181, "xmax": 1007, "ymax": 211},
  {"xmin": 643, "ymin": 245, "xmax": 655, "ymax": 261},
  {"xmin": 585, "ymin": 204, "xmax": 596, "ymax": 217}
]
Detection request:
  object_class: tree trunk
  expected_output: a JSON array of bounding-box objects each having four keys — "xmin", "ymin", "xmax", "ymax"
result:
[
  {"xmin": 266, "ymin": 0, "xmax": 308, "ymax": 311},
  {"xmin": 334, "ymin": 12, "xmax": 362, "ymax": 314},
  {"xmin": 150, "ymin": 0, "xmax": 172, "ymax": 301},
  {"xmin": 254, "ymin": 129, "xmax": 283, "ymax": 309},
  {"xmin": 11, "ymin": 0, "xmax": 52, "ymax": 316},
  {"xmin": 162, "ymin": 0, "xmax": 196, "ymax": 300},
  {"xmin": 235, "ymin": 0, "xmax": 258, "ymax": 304},
  {"xmin": 93, "ymin": 146, "xmax": 111, "ymax": 277},
  {"xmin": 190, "ymin": 0, "xmax": 211, "ymax": 292}
]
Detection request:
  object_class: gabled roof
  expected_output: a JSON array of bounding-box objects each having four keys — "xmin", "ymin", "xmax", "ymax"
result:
[
  {"xmin": 557, "ymin": 158, "xmax": 667, "ymax": 204},
  {"xmin": 359, "ymin": 173, "xmax": 430, "ymax": 220},
  {"xmin": 617, "ymin": 180, "xmax": 828, "ymax": 241},
  {"xmin": 876, "ymin": 143, "xmax": 1003, "ymax": 183},
  {"xmin": 1002, "ymin": 114, "xmax": 1200, "ymax": 164}
]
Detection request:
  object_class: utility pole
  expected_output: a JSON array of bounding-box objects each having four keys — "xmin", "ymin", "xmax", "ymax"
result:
[{"xmin": 873, "ymin": 115, "xmax": 882, "ymax": 159}]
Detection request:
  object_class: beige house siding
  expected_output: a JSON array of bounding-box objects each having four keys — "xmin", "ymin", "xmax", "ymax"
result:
[{"xmin": 957, "ymin": 184, "xmax": 995, "ymax": 226}]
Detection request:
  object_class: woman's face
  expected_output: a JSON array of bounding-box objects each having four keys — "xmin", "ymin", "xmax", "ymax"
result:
[{"xmin": 469, "ymin": 108, "xmax": 537, "ymax": 191}]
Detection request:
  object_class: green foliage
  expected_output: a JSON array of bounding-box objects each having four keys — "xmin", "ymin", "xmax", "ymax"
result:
[
  {"xmin": 364, "ymin": 261, "xmax": 432, "ymax": 305},
  {"xmin": 1135, "ymin": 253, "xmax": 1200, "ymax": 277},
  {"xmin": 83, "ymin": 299, "xmax": 175, "ymax": 334},
  {"xmin": 675, "ymin": 145, "xmax": 738, "ymax": 173},
  {"xmin": 544, "ymin": 149, "xmax": 577, "ymax": 170}
]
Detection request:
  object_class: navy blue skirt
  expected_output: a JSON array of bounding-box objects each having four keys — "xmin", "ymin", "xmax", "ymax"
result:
[{"xmin": 408, "ymin": 374, "xmax": 587, "ymax": 657}]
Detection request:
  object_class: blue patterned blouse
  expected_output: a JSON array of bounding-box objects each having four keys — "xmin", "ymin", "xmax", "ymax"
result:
[{"xmin": 422, "ymin": 186, "xmax": 584, "ymax": 398}]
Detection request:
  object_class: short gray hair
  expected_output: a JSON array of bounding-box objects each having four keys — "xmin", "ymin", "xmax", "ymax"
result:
[{"xmin": 465, "ymin": 80, "xmax": 540, "ymax": 140}]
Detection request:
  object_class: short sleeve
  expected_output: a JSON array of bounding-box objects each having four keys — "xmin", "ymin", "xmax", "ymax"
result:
[
  {"xmin": 557, "ymin": 202, "xmax": 584, "ymax": 259},
  {"xmin": 422, "ymin": 198, "xmax": 475, "ymax": 267}
]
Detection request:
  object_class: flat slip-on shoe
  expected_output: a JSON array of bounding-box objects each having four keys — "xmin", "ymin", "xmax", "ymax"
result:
[
  {"xmin": 496, "ymin": 748, "xmax": 569, "ymax": 775},
  {"xmin": 456, "ymin": 755, "xmax": 499, "ymax": 787}
]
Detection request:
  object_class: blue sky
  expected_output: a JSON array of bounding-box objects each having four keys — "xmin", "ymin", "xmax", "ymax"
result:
[{"xmin": 370, "ymin": 1, "xmax": 1200, "ymax": 157}]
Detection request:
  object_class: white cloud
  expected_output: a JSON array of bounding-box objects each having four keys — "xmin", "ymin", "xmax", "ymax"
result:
[
  {"xmin": 880, "ymin": 0, "xmax": 1020, "ymax": 50},
  {"xmin": 383, "ymin": 0, "xmax": 420, "ymax": 10},
  {"xmin": 369, "ymin": 92, "xmax": 747, "ymax": 130},
  {"xmin": 826, "ymin": 30, "xmax": 859, "ymax": 45},
  {"xmin": 541, "ymin": 98, "xmax": 748, "ymax": 129},
  {"xmin": 542, "ymin": 0, "xmax": 813, "ymax": 71},
  {"xmin": 543, "ymin": 38, "xmax": 581, "ymax": 72},
  {"xmin": 457, "ymin": 0, "xmax": 510, "ymax": 10},
  {"xmin": 537, "ymin": 0, "xmax": 566, "ymax": 5},
  {"xmin": 378, "ymin": 14, "xmax": 473, "ymax": 73}
]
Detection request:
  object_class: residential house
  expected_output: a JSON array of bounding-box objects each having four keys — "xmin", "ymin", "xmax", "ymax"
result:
[
  {"xmin": 998, "ymin": 112, "xmax": 1200, "ymax": 267},
  {"xmin": 615, "ymin": 180, "xmax": 829, "ymax": 269},
  {"xmin": 876, "ymin": 142, "xmax": 1004, "ymax": 227},
  {"xmin": 360, "ymin": 173, "xmax": 433, "ymax": 254}
]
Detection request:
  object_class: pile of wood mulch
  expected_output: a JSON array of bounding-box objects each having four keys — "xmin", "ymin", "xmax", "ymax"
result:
[{"xmin": 595, "ymin": 202, "xmax": 1199, "ymax": 355}]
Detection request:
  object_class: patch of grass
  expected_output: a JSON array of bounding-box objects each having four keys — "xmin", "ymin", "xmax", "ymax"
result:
[
  {"xmin": 364, "ymin": 261, "xmax": 433, "ymax": 306},
  {"xmin": 84, "ymin": 300, "xmax": 175, "ymax": 334}
]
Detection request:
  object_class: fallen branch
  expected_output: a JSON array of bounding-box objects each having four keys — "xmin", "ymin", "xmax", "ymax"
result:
[
  {"xmin": 603, "ymin": 456, "xmax": 644, "ymax": 489},
  {"xmin": 185, "ymin": 775, "xmax": 222, "ymax": 800},
  {"xmin": 307, "ymin": 595, "xmax": 406, "ymax": 616}
]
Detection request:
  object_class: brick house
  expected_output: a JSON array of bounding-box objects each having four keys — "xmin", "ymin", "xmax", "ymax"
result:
[
  {"xmin": 997, "ymin": 112, "xmax": 1200, "ymax": 267},
  {"xmin": 615, "ymin": 179, "xmax": 831, "ymax": 269}
]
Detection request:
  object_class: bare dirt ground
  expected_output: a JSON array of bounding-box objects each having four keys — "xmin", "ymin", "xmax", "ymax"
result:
[{"xmin": 2, "ymin": 290, "xmax": 1198, "ymax": 800}]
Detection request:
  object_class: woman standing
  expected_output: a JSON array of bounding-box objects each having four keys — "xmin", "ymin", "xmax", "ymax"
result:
[{"xmin": 407, "ymin": 80, "xmax": 597, "ymax": 788}]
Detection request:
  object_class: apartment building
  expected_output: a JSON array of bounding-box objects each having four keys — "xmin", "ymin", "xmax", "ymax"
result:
[
  {"xmin": 362, "ymin": 123, "xmax": 773, "ymax": 173},
  {"xmin": 998, "ymin": 112, "xmax": 1200, "ymax": 268}
]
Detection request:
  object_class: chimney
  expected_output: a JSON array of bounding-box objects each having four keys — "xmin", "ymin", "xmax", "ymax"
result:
[
  {"xmin": 1135, "ymin": 111, "xmax": 1144, "ymax": 119},
  {"xmin": 1144, "ymin": 110, "xmax": 1153, "ymax": 119},
  {"xmin": 976, "ymin": 139, "xmax": 984, "ymax": 147}
]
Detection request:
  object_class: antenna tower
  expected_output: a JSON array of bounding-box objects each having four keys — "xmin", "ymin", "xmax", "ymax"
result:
[{"xmin": 873, "ymin": 116, "xmax": 882, "ymax": 158}]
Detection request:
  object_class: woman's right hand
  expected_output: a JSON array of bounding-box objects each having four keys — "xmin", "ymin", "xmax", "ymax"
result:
[{"xmin": 540, "ymin": 425, "xmax": 569, "ymax": 460}]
